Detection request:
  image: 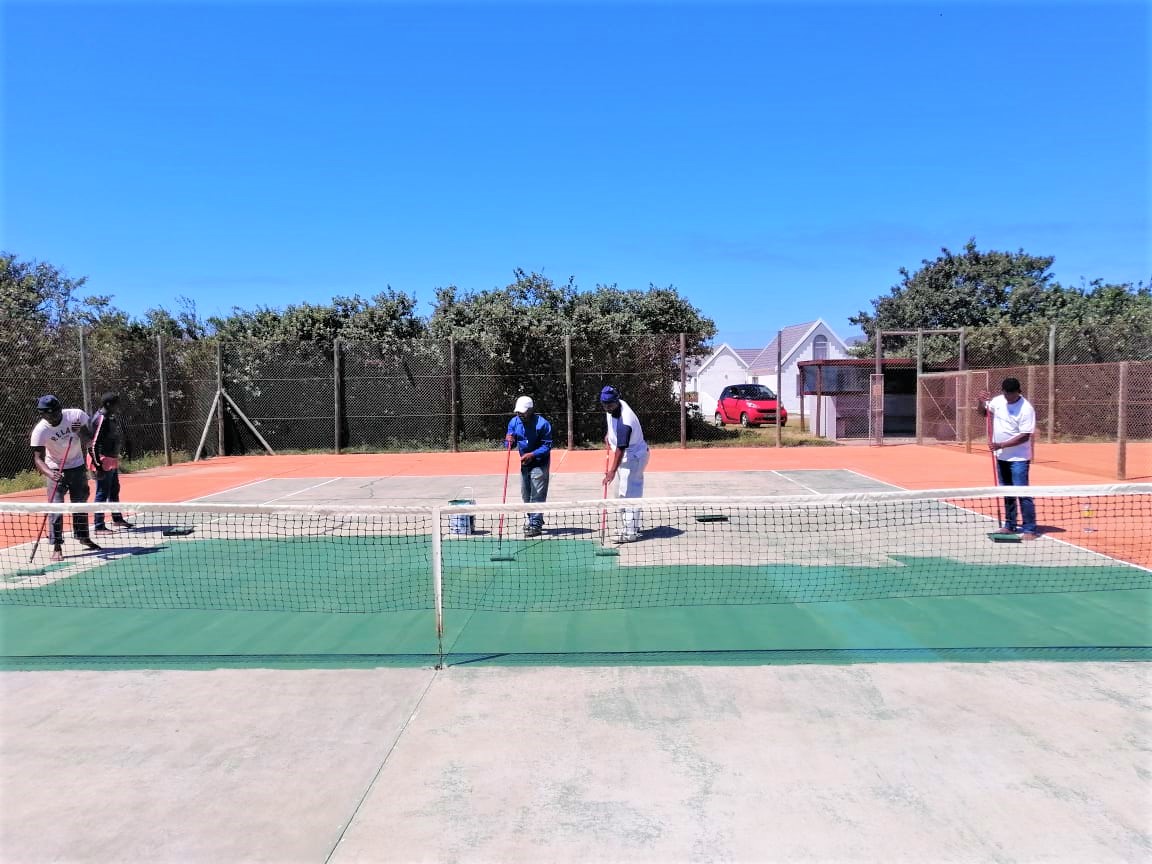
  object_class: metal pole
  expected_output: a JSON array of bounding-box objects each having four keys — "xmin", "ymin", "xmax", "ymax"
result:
[
  {"xmin": 1117, "ymin": 361, "xmax": 1129, "ymax": 480},
  {"xmin": 958, "ymin": 327, "xmax": 966, "ymax": 371},
  {"xmin": 156, "ymin": 334, "xmax": 172, "ymax": 466},
  {"xmin": 565, "ymin": 335, "xmax": 574, "ymax": 450},
  {"xmin": 815, "ymin": 366, "xmax": 823, "ymax": 438},
  {"xmin": 915, "ymin": 330, "xmax": 923, "ymax": 445},
  {"xmin": 874, "ymin": 329, "xmax": 882, "ymax": 377},
  {"xmin": 449, "ymin": 338, "xmax": 458, "ymax": 452},
  {"xmin": 680, "ymin": 333, "xmax": 688, "ymax": 448},
  {"xmin": 333, "ymin": 338, "xmax": 342, "ymax": 455},
  {"xmin": 78, "ymin": 327, "xmax": 92, "ymax": 416},
  {"xmin": 775, "ymin": 329, "xmax": 783, "ymax": 448},
  {"xmin": 216, "ymin": 340, "xmax": 225, "ymax": 457},
  {"xmin": 1047, "ymin": 324, "xmax": 1057, "ymax": 445}
]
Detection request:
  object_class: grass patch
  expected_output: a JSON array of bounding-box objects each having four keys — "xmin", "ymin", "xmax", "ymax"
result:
[{"xmin": 0, "ymin": 470, "xmax": 44, "ymax": 496}]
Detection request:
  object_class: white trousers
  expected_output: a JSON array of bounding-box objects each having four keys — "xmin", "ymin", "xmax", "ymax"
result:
[{"xmin": 615, "ymin": 446, "xmax": 649, "ymax": 536}]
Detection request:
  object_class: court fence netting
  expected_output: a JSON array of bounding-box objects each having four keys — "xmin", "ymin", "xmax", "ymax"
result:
[{"xmin": 2, "ymin": 484, "xmax": 1149, "ymax": 665}]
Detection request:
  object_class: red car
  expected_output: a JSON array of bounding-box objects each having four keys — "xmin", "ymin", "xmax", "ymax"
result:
[{"xmin": 714, "ymin": 384, "xmax": 788, "ymax": 427}]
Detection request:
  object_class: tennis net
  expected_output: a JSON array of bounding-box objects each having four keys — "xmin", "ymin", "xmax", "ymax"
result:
[{"xmin": 1, "ymin": 485, "xmax": 1148, "ymax": 619}]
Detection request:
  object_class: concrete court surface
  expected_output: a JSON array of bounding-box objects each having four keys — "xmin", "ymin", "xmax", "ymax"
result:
[{"xmin": 2, "ymin": 661, "xmax": 1150, "ymax": 863}]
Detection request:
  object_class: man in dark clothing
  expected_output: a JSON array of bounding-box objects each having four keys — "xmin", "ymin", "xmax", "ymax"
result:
[{"xmin": 89, "ymin": 392, "xmax": 134, "ymax": 533}]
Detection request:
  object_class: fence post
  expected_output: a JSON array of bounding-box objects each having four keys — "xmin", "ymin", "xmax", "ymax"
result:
[
  {"xmin": 216, "ymin": 340, "xmax": 225, "ymax": 457},
  {"xmin": 775, "ymin": 330, "xmax": 783, "ymax": 447},
  {"xmin": 156, "ymin": 334, "xmax": 172, "ymax": 466},
  {"xmin": 1047, "ymin": 325, "xmax": 1057, "ymax": 444},
  {"xmin": 565, "ymin": 335, "xmax": 574, "ymax": 450},
  {"xmin": 958, "ymin": 327, "xmax": 966, "ymax": 371},
  {"xmin": 915, "ymin": 329, "xmax": 923, "ymax": 445},
  {"xmin": 1117, "ymin": 361, "xmax": 1129, "ymax": 481},
  {"xmin": 680, "ymin": 333, "xmax": 688, "ymax": 448},
  {"xmin": 449, "ymin": 338, "xmax": 459, "ymax": 452},
  {"xmin": 333, "ymin": 338, "xmax": 342, "ymax": 455},
  {"xmin": 963, "ymin": 371, "xmax": 973, "ymax": 454},
  {"xmin": 78, "ymin": 327, "xmax": 92, "ymax": 415}
]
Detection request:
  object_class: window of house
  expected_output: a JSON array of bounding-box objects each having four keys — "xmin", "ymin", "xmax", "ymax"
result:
[{"xmin": 813, "ymin": 334, "xmax": 829, "ymax": 360}]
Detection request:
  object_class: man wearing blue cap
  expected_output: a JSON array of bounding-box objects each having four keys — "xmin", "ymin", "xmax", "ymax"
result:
[
  {"xmin": 30, "ymin": 395, "xmax": 101, "ymax": 562},
  {"xmin": 599, "ymin": 385, "xmax": 649, "ymax": 543}
]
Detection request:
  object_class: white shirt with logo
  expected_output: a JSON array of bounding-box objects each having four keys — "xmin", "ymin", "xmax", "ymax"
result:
[
  {"xmin": 986, "ymin": 394, "xmax": 1035, "ymax": 461},
  {"xmin": 606, "ymin": 398, "xmax": 647, "ymax": 459},
  {"xmin": 30, "ymin": 408, "xmax": 90, "ymax": 470}
]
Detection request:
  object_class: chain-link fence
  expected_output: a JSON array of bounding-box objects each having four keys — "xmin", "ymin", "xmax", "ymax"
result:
[
  {"xmin": 918, "ymin": 361, "xmax": 1151, "ymax": 479},
  {"xmin": 1, "ymin": 330, "xmax": 704, "ymax": 480}
]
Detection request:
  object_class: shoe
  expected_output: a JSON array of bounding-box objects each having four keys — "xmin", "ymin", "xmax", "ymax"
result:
[
  {"xmin": 1001, "ymin": 524, "xmax": 1018, "ymax": 534},
  {"xmin": 1019, "ymin": 532, "xmax": 1040, "ymax": 541},
  {"xmin": 77, "ymin": 538, "xmax": 103, "ymax": 551},
  {"xmin": 94, "ymin": 525, "xmax": 112, "ymax": 534},
  {"xmin": 613, "ymin": 532, "xmax": 640, "ymax": 544},
  {"xmin": 523, "ymin": 526, "xmax": 542, "ymax": 538},
  {"xmin": 113, "ymin": 520, "xmax": 134, "ymax": 529},
  {"xmin": 49, "ymin": 546, "xmax": 63, "ymax": 563}
]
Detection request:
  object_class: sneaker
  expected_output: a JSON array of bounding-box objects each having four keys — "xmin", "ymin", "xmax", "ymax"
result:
[
  {"xmin": 113, "ymin": 519, "xmax": 134, "ymax": 529},
  {"xmin": 94, "ymin": 525, "xmax": 113, "ymax": 535},
  {"xmin": 1001, "ymin": 524, "xmax": 1018, "ymax": 534},
  {"xmin": 613, "ymin": 532, "xmax": 640, "ymax": 544},
  {"xmin": 49, "ymin": 546, "xmax": 63, "ymax": 563},
  {"xmin": 524, "ymin": 526, "xmax": 542, "ymax": 538},
  {"xmin": 77, "ymin": 538, "xmax": 103, "ymax": 551},
  {"xmin": 1019, "ymin": 532, "xmax": 1040, "ymax": 541}
]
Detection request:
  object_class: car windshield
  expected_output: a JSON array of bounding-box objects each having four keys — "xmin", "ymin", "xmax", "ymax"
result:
[{"xmin": 743, "ymin": 385, "xmax": 777, "ymax": 400}]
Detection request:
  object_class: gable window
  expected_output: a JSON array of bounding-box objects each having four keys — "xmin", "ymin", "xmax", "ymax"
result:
[{"xmin": 813, "ymin": 334, "xmax": 829, "ymax": 360}]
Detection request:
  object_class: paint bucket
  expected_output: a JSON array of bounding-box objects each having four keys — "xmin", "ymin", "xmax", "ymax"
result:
[{"xmin": 448, "ymin": 486, "xmax": 474, "ymax": 535}]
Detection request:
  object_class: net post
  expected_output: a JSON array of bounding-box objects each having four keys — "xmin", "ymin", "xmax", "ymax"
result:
[
  {"xmin": 1117, "ymin": 361, "xmax": 1129, "ymax": 481},
  {"xmin": 431, "ymin": 506, "xmax": 445, "ymax": 668},
  {"xmin": 157, "ymin": 333, "xmax": 173, "ymax": 466}
]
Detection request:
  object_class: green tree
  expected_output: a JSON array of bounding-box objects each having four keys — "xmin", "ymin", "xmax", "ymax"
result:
[
  {"xmin": 428, "ymin": 270, "xmax": 716, "ymax": 444},
  {"xmin": 851, "ymin": 240, "xmax": 1151, "ymax": 363}
]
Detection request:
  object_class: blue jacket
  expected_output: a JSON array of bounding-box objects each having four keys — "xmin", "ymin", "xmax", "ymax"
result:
[{"xmin": 506, "ymin": 414, "xmax": 552, "ymax": 468}]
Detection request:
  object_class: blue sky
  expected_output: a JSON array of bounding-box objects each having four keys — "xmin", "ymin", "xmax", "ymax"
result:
[{"xmin": 3, "ymin": 0, "xmax": 1148, "ymax": 349}]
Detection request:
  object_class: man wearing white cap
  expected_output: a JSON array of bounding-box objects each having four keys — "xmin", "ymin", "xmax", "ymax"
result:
[{"xmin": 505, "ymin": 395, "xmax": 553, "ymax": 537}]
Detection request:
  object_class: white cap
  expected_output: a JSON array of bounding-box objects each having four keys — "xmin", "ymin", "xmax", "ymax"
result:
[{"xmin": 514, "ymin": 395, "xmax": 534, "ymax": 414}]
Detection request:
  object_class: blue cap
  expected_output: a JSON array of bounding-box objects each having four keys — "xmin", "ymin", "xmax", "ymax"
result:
[
  {"xmin": 36, "ymin": 395, "xmax": 61, "ymax": 411},
  {"xmin": 599, "ymin": 386, "xmax": 619, "ymax": 404}
]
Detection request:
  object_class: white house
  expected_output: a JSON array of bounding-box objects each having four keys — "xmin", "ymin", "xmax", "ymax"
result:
[{"xmin": 691, "ymin": 320, "xmax": 850, "ymax": 434}]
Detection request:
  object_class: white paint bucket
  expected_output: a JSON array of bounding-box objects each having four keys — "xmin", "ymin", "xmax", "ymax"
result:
[{"xmin": 448, "ymin": 487, "xmax": 474, "ymax": 535}]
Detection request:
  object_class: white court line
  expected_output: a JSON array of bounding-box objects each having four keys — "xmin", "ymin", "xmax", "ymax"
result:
[
  {"xmin": 842, "ymin": 469, "xmax": 905, "ymax": 491},
  {"xmin": 185, "ymin": 477, "xmax": 280, "ymax": 503},
  {"xmin": 260, "ymin": 477, "xmax": 343, "ymax": 504},
  {"xmin": 771, "ymin": 470, "xmax": 822, "ymax": 495}
]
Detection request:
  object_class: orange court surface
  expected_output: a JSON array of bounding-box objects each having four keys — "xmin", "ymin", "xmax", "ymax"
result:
[{"xmin": 3, "ymin": 439, "xmax": 1147, "ymax": 506}]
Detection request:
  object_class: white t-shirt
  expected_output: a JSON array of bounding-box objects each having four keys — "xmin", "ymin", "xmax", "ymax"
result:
[
  {"xmin": 606, "ymin": 398, "xmax": 647, "ymax": 458},
  {"xmin": 30, "ymin": 408, "xmax": 90, "ymax": 470},
  {"xmin": 986, "ymin": 394, "xmax": 1035, "ymax": 461}
]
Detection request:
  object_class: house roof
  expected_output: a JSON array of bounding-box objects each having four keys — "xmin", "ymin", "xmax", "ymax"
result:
[
  {"xmin": 695, "ymin": 342, "xmax": 753, "ymax": 376},
  {"xmin": 733, "ymin": 349, "xmax": 761, "ymax": 365},
  {"xmin": 748, "ymin": 319, "xmax": 847, "ymax": 372}
]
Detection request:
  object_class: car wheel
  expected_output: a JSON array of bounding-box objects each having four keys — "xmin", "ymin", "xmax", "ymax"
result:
[
  {"xmin": 780, "ymin": 418, "xmax": 787, "ymax": 427},
  {"xmin": 714, "ymin": 412, "xmax": 724, "ymax": 427},
  {"xmin": 740, "ymin": 413, "xmax": 751, "ymax": 428}
]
